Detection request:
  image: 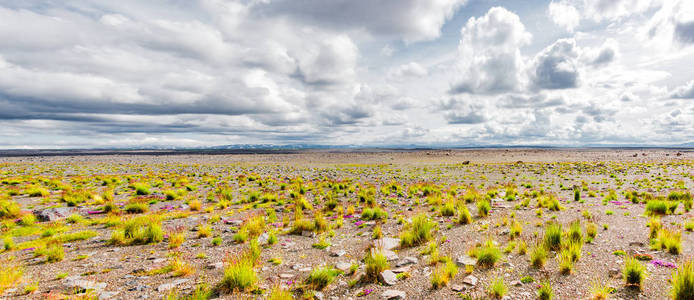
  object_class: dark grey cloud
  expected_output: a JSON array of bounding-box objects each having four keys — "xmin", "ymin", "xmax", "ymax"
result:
[
  {"xmin": 589, "ymin": 46, "xmax": 615, "ymax": 66},
  {"xmin": 531, "ymin": 39, "xmax": 579, "ymax": 90},
  {"xmin": 252, "ymin": 0, "xmax": 466, "ymax": 42},
  {"xmin": 674, "ymin": 20, "xmax": 694, "ymax": 44},
  {"xmin": 670, "ymin": 80, "xmax": 694, "ymax": 99},
  {"xmin": 497, "ymin": 94, "xmax": 566, "ymax": 109}
]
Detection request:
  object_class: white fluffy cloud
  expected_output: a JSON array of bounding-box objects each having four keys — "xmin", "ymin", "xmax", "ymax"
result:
[
  {"xmin": 451, "ymin": 7, "xmax": 532, "ymax": 94},
  {"xmin": 548, "ymin": 1, "xmax": 580, "ymax": 32},
  {"xmin": 0, "ymin": 0, "xmax": 692, "ymax": 148}
]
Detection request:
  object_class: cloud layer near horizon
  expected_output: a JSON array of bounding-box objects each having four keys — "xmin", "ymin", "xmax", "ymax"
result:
[{"xmin": 0, "ymin": 0, "xmax": 692, "ymax": 148}]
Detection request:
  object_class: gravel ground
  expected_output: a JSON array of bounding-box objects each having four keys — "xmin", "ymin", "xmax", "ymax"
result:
[{"xmin": 0, "ymin": 149, "xmax": 691, "ymax": 300}]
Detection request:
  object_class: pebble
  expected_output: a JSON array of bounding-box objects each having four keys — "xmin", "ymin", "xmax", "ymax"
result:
[
  {"xmin": 157, "ymin": 279, "xmax": 189, "ymax": 292},
  {"xmin": 379, "ymin": 270, "xmax": 397, "ymax": 286},
  {"xmin": 463, "ymin": 275, "xmax": 478, "ymax": 286},
  {"xmin": 382, "ymin": 289, "xmax": 406, "ymax": 299}
]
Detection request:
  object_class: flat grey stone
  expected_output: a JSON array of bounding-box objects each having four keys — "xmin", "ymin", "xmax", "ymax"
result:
[
  {"xmin": 463, "ymin": 275, "xmax": 478, "ymax": 286},
  {"xmin": 379, "ymin": 270, "xmax": 397, "ymax": 286},
  {"xmin": 456, "ymin": 255, "xmax": 477, "ymax": 267},
  {"xmin": 330, "ymin": 249, "xmax": 346, "ymax": 257},
  {"xmin": 396, "ymin": 257, "xmax": 418, "ymax": 267},
  {"xmin": 157, "ymin": 279, "xmax": 189, "ymax": 292},
  {"xmin": 382, "ymin": 289, "xmax": 406, "ymax": 299},
  {"xmin": 451, "ymin": 284, "xmax": 465, "ymax": 292},
  {"xmin": 374, "ymin": 237, "xmax": 400, "ymax": 250},
  {"xmin": 336, "ymin": 262, "xmax": 352, "ymax": 272},
  {"xmin": 64, "ymin": 276, "xmax": 107, "ymax": 293}
]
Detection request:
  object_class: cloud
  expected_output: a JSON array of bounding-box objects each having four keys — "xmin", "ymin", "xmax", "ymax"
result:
[
  {"xmin": 450, "ymin": 7, "xmax": 532, "ymax": 94},
  {"xmin": 548, "ymin": 1, "xmax": 580, "ymax": 32},
  {"xmin": 252, "ymin": 0, "xmax": 468, "ymax": 42},
  {"xmin": 294, "ymin": 34, "xmax": 359, "ymax": 87},
  {"xmin": 583, "ymin": 39, "xmax": 618, "ymax": 67},
  {"xmin": 582, "ymin": 0, "xmax": 659, "ymax": 22},
  {"xmin": 670, "ymin": 80, "xmax": 694, "ymax": 98},
  {"xmin": 644, "ymin": 0, "xmax": 694, "ymax": 48},
  {"xmin": 388, "ymin": 62, "xmax": 428, "ymax": 78},
  {"xmin": 530, "ymin": 39, "xmax": 580, "ymax": 90}
]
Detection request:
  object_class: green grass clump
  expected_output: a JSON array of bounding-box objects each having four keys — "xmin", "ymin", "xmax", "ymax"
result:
[
  {"xmin": 400, "ymin": 214, "xmax": 435, "ymax": 248},
  {"xmin": 651, "ymin": 228, "xmax": 682, "ymax": 254},
  {"xmin": 586, "ymin": 222, "xmax": 598, "ymax": 242},
  {"xmin": 543, "ymin": 223, "xmax": 562, "ymax": 251},
  {"xmin": 558, "ymin": 249, "xmax": 573, "ymax": 275},
  {"xmin": 305, "ymin": 265, "xmax": 342, "ymax": 290},
  {"xmin": 567, "ymin": 221, "xmax": 583, "ymax": 244},
  {"xmin": 530, "ymin": 244, "xmax": 548, "ymax": 268},
  {"xmin": 430, "ymin": 257, "xmax": 458, "ymax": 289},
  {"xmin": 440, "ymin": 201, "xmax": 456, "ymax": 217},
  {"xmin": 474, "ymin": 239, "xmax": 501, "ymax": 268},
  {"xmin": 110, "ymin": 216, "xmax": 163, "ymax": 245},
  {"xmin": 3, "ymin": 236, "xmax": 14, "ymax": 251},
  {"xmin": 26, "ymin": 185, "xmax": 50, "ymax": 197},
  {"xmin": 590, "ymin": 280, "xmax": 613, "ymax": 300},
  {"xmin": 361, "ymin": 207, "xmax": 388, "ymax": 221},
  {"xmin": 365, "ymin": 249, "xmax": 389, "ymax": 279},
  {"xmin": 477, "ymin": 199, "xmax": 491, "ymax": 217},
  {"xmin": 509, "ymin": 220, "xmax": 522, "ymax": 239},
  {"xmin": 219, "ymin": 257, "xmax": 257, "ymax": 293},
  {"xmin": 537, "ymin": 280, "xmax": 553, "ymax": 300},
  {"xmin": 670, "ymin": 259, "xmax": 694, "ymax": 300},
  {"xmin": 623, "ymin": 256, "xmax": 647, "ymax": 289},
  {"xmin": 312, "ymin": 236, "xmax": 331, "ymax": 249},
  {"xmin": 45, "ymin": 244, "xmax": 65, "ymax": 263},
  {"xmin": 457, "ymin": 205, "xmax": 472, "ymax": 224},
  {"xmin": 267, "ymin": 285, "xmax": 293, "ymax": 300},
  {"xmin": 487, "ymin": 276, "xmax": 507, "ymax": 299},
  {"xmin": 0, "ymin": 262, "xmax": 22, "ymax": 293},
  {"xmin": 132, "ymin": 182, "xmax": 151, "ymax": 195},
  {"xmin": 645, "ymin": 200, "xmax": 676, "ymax": 215},
  {"xmin": 289, "ymin": 218, "xmax": 315, "ymax": 235},
  {"xmin": 124, "ymin": 202, "xmax": 149, "ymax": 214},
  {"xmin": 0, "ymin": 200, "xmax": 21, "ymax": 219}
]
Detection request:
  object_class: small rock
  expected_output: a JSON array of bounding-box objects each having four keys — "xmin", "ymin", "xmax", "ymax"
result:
[
  {"xmin": 302, "ymin": 230, "xmax": 316, "ymax": 238},
  {"xmin": 456, "ymin": 255, "xmax": 477, "ymax": 267},
  {"xmin": 379, "ymin": 270, "xmax": 397, "ymax": 286},
  {"xmin": 64, "ymin": 276, "xmax": 107, "ymax": 293},
  {"xmin": 330, "ymin": 249, "xmax": 346, "ymax": 257},
  {"xmin": 384, "ymin": 250, "xmax": 399, "ymax": 261},
  {"xmin": 33, "ymin": 207, "xmax": 74, "ymax": 222},
  {"xmin": 98, "ymin": 291, "xmax": 119, "ymax": 299},
  {"xmin": 391, "ymin": 266, "xmax": 411, "ymax": 273},
  {"xmin": 258, "ymin": 233, "xmax": 269, "ymax": 244},
  {"xmin": 374, "ymin": 237, "xmax": 400, "ymax": 250},
  {"xmin": 463, "ymin": 275, "xmax": 478, "ymax": 286},
  {"xmin": 396, "ymin": 257, "xmax": 418, "ymax": 267},
  {"xmin": 206, "ymin": 262, "xmax": 223, "ymax": 270},
  {"xmin": 382, "ymin": 289, "xmax": 406, "ymax": 299},
  {"xmin": 299, "ymin": 267, "xmax": 312, "ymax": 272},
  {"xmin": 336, "ymin": 262, "xmax": 352, "ymax": 272},
  {"xmin": 152, "ymin": 258, "xmax": 166, "ymax": 264},
  {"xmin": 609, "ymin": 268, "xmax": 621, "ymax": 279},
  {"xmin": 314, "ymin": 291, "xmax": 324, "ymax": 300},
  {"xmin": 157, "ymin": 279, "xmax": 189, "ymax": 292},
  {"xmin": 451, "ymin": 284, "xmax": 465, "ymax": 292},
  {"xmin": 511, "ymin": 280, "xmax": 522, "ymax": 287},
  {"xmin": 279, "ymin": 273, "xmax": 295, "ymax": 279}
]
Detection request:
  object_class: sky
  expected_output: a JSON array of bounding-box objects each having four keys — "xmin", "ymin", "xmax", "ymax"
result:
[{"xmin": 0, "ymin": 0, "xmax": 693, "ymax": 149}]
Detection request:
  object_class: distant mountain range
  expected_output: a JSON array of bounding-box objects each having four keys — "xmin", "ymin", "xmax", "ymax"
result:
[{"xmin": 0, "ymin": 142, "xmax": 692, "ymax": 154}]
